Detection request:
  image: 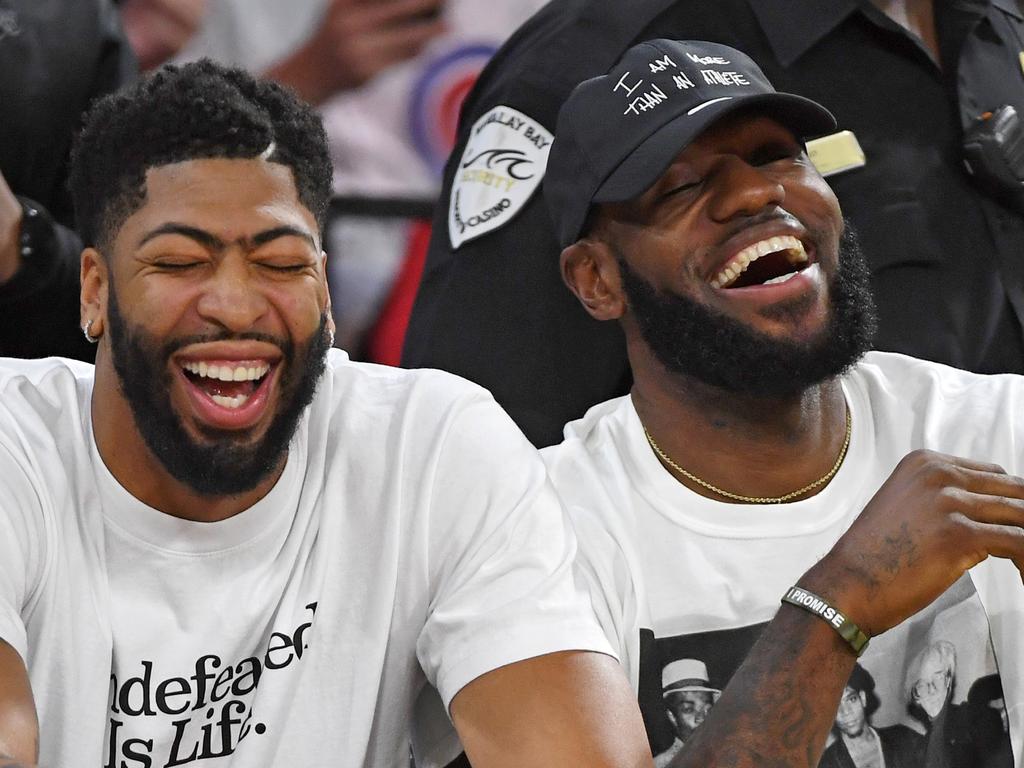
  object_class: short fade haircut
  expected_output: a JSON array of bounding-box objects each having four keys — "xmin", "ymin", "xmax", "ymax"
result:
[
  {"xmin": 844, "ymin": 663, "xmax": 880, "ymax": 716},
  {"xmin": 70, "ymin": 58, "xmax": 332, "ymax": 250}
]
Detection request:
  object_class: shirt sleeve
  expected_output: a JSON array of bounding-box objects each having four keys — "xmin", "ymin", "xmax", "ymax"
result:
[
  {"xmin": 0, "ymin": 435, "xmax": 46, "ymax": 663},
  {"xmin": 415, "ymin": 390, "xmax": 615, "ymax": 709}
]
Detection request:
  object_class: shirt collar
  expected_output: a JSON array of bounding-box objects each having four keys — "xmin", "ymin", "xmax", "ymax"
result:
[
  {"xmin": 748, "ymin": 0, "xmax": 1009, "ymax": 66},
  {"xmin": 991, "ymin": 0, "xmax": 1022, "ymax": 20},
  {"xmin": 747, "ymin": 0, "xmax": 862, "ymax": 67}
]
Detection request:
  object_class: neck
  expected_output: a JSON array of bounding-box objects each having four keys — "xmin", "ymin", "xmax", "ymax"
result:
[
  {"xmin": 91, "ymin": 353, "xmax": 284, "ymax": 522},
  {"xmin": 842, "ymin": 727, "xmax": 878, "ymax": 748},
  {"xmin": 870, "ymin": 0, "xmax": 939, "ymax": 63},
  {"xmin": 630, "ymin": 348, "xmax": 849, "ymax": 504}
]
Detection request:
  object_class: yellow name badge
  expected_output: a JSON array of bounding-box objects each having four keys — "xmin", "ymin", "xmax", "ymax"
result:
[{"xmin": 806, "ymin": 130, "xmax": 866, "ymax": 178}]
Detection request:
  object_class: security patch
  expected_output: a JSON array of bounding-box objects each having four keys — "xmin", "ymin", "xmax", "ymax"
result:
[{"xmin": 448, "ymin": 106, "xmax": 553, "ymax": 249}]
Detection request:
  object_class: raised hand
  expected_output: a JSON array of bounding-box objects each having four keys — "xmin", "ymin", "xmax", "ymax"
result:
[
  {"xmin": 802, "ymin": 449, "xmax": 1024, "ymax": 637},
  {"xmin": 266, "ymin": 0, "xmax": 446, "ymax": 104},
  {"xmin": 119, "ymin": 0, "xmax": 208, "ymax": 70}
]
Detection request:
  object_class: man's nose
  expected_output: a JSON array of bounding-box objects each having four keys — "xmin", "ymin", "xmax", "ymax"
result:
[
  {"xmin": 705, "ymin": 156, "xmax": 786, "ymax": 221},
  {"xmin": 195, "ymin": 254, "xmax": 270, "ymax": 332}
]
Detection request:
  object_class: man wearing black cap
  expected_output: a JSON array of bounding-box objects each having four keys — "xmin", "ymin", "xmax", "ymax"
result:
[
  {"xmin": 404, "ymin": 0, "xmax": 1024, "ymax": 450},
  {"xmin": 540, "ymin": 38, "xmax": 1022, "ymax": 767}
]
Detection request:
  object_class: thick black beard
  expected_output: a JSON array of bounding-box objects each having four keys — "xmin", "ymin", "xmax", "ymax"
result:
[
  {"xmin": 619, "ymin": 225, "xmax": 877, "ymax": 398},
  {"xmin": 107, "ymin": 288, "xmax": 330, "ymax": 497}
]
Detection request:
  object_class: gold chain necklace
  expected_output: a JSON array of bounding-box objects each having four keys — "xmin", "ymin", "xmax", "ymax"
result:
[{"xmin": 642, "ymin": 406, "xmax": 852, "ymax": 504}]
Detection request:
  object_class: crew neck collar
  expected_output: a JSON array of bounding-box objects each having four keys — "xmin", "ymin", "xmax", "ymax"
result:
[
  {"xmin": 90, "ymin": 411, "xmax": 307, "ymax": 555},
  {"xmin": 623, "ymin": 376, "xmax": 874, "ymax": 539}
]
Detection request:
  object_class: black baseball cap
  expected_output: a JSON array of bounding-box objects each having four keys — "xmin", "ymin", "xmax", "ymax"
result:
[{"xmin": 545, "ymin": 39, "xmax": 837, "ymax": 248}]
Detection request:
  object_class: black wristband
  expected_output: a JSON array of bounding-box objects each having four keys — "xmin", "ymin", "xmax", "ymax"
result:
[{"xmin": 781, "ymin": 586, "xmax": 870, "ymax": 656}]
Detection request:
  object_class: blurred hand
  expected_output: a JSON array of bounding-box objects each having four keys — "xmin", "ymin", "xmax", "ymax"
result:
[
  {"xmin": 802, "ymin": 449, "xmax": 1024, "ymax": 637},
  {"xmin": 120, "ymin": 0, "xmax": 208, "ymax": 70},
  {"xmin": 0, "ymin": 171, "xmax": 22, "ymax": 285},
  {"xmin": 267, "ymin": 0, "xmax": 446, "ymax": 104}
]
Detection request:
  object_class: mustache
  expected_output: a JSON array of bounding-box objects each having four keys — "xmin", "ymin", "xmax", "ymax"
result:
[
  {"xmin": 717, "ymin": 208, "xmax": 804, "ymax": 241},
  {"xmin": 153, "ymin": 330, "xmax": 294, "ymax": 361}
]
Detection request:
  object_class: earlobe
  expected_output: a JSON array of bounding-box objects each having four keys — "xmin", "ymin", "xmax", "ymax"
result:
[
  {"xmin": 80, "ymin": 247, "xmax": 109, "ymax": 340},
  {"xmin": 559, "ymin": 239, "xmax": 626, "ymax": 322},
  {"xmin": 320, "ymin": 251, "xmax": 336, "ymax": 348}
]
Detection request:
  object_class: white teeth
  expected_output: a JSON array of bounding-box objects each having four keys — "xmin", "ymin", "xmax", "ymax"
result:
[
  {"xmin": 210, "ymin": 393, "xmax": 250, "ymax": 410},
  {"xmin": 712, "ymin": 235, "xmax": 807, "ymax": 288},
  {"xmin": 764, "ymin": 263, "xmax": 822, "ymax": 286},
  {"xmin": 182, "ymin": 361, "xmax": 270, "ymax": 381},
  {"xmin": 763, "ymin": 271, "xmax": 799, "ymax": 285}
]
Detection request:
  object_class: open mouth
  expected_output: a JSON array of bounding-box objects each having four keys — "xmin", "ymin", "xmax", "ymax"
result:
[
  {"xmin": 711, "ymin": 235, "xmax": 810, "ymax": 289},
  {"xmin": 181, "ymin": 361, "xmax": 272, "ymax": 410}
]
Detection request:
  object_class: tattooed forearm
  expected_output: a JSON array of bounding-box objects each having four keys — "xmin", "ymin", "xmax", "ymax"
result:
[{"xmin": 665, "ymin": 606, "xmax": 856, "ymax": 768}]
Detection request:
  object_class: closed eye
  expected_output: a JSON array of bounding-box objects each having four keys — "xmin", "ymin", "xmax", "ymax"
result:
[
  {"xmin": 750, "ymin": 144, "xmax": 804, "ymax": 167},
  {"xmin": 262, "ymin": 263, "xmax": 309, "ymax": 272},
  {"xmin": 661, "ymin": 179, "xmax": 702, "ymax": 199},
  {"xmin": 256, "ymin": 256, "xmax": 317, "ymax": 273},
  {"xmin": 153, "ymin": 260, "xmax": 205, "ymax": 271}
]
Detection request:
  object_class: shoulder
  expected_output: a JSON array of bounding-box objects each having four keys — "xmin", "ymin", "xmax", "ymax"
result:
[
  {"xmin": 877, "ymin": 723, "xmax": 926, "ymax": 761},
  {"xmin": 0, "ymin": 358, "xmax": 92, "ymax": 509},
  {"xmin": 318, "ymin": 349, "xmax": 496, "ymax": 415},
  {"xmin": 845, "ymin": 352, "xmax": 1024, "ymax": 465},
  {"xmin": 542, "ymin": 395, "xmax": 634, "ymax": 477},
  {"xmin": 541, "ymin": 395, "xmax": 639, "ymax": 537},
  {"xmin": 818, "ymin": 739, "xmax": 845, "ymax": 767},
  {"xmin": 878, "ymin": 723, "xmax": 925, "ymax": 745},
  {"xmin": 460, "ymin": 0, "xmax": 609, "ymax": 125},
  {"xmin": 847, "ymin": 350, "xmax": 1024, "ymax": 408},
  {"xmin": 0, "ymin": 357, "xmax": 92, "ymax": 426},
  {"xmin": 312, "ymin": 349, "xmax": 528, "ymax": 457},
  {"xmin": 0, "ymin": 361, "xmax": 82, "ymax": 561}
]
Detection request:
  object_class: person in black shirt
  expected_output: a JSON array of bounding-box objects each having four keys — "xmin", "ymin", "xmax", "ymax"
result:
[
  {"xmin": 404, "ymin": 0, "xmax": 1024, "ymax": 447},
  {"xmin": 0, "ymin": 0, "xmax": 135, "ymax": 361}
]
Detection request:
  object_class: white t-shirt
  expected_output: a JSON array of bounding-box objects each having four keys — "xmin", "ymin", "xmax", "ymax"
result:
[
  {"xmin": 0, "ymin": 349, "xmax": 611, "ymax": 768},
  {"xmin": 542, "ymin": 351, "xmax": 1024, "ymax": 765}
]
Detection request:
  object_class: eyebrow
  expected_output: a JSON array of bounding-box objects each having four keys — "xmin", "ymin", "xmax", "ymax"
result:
[
  {"xmin": 138, "ymin": 223, "xmax": 222, "ymax": 249},
  {"xmin": 137, "ymin": 223, "xmax": 317, "ymax": 251},
  {"xmin": 251, "ymin": 226, "xmax": 317, "ymax": 250}
]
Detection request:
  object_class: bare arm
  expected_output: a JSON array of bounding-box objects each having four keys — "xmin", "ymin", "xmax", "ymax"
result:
[
  {"xmin": 663, "ymin": 607, "xmax": 854, "ymax": 768},
  {"xmin": 265, "ymin": 0, "xmax": 446, "ymax": 104},
  {"xmin": 451, "ymin": 650, "xmax": 653, "ymax": 768},
  {"xmin": 451, "ymin": 450, "xmax": 1024, "ymax": 767},
  {"xmin": 0, "ymin": 639, "xmax": 37, "ymax": 767},
  {"xmin": 666, "ymin": 449, "xmax": 1024, "ymax": 768}
]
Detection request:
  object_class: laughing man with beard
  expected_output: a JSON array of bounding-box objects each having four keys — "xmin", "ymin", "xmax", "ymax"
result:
[
  {"xmin": 541, "ymin": 39, "xmax": 1024, "ymax": 767},
  {"xmin": 0, "ymin": 60, "xmax": 662, "ymax": 768}
]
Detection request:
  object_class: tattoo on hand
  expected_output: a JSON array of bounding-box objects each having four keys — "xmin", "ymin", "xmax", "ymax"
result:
[{"xmin": 881, "ymin": 522, "xmax": 918, "ymax": 575}]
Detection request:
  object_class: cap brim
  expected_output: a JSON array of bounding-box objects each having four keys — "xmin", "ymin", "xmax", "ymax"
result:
[
  {"xmin": 664, "ymin": 685, "xmax": 721, "ymax": 698},
  {"xmin": 593, "ymin": 92, "xmax": 837, "ymax": 204}
]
